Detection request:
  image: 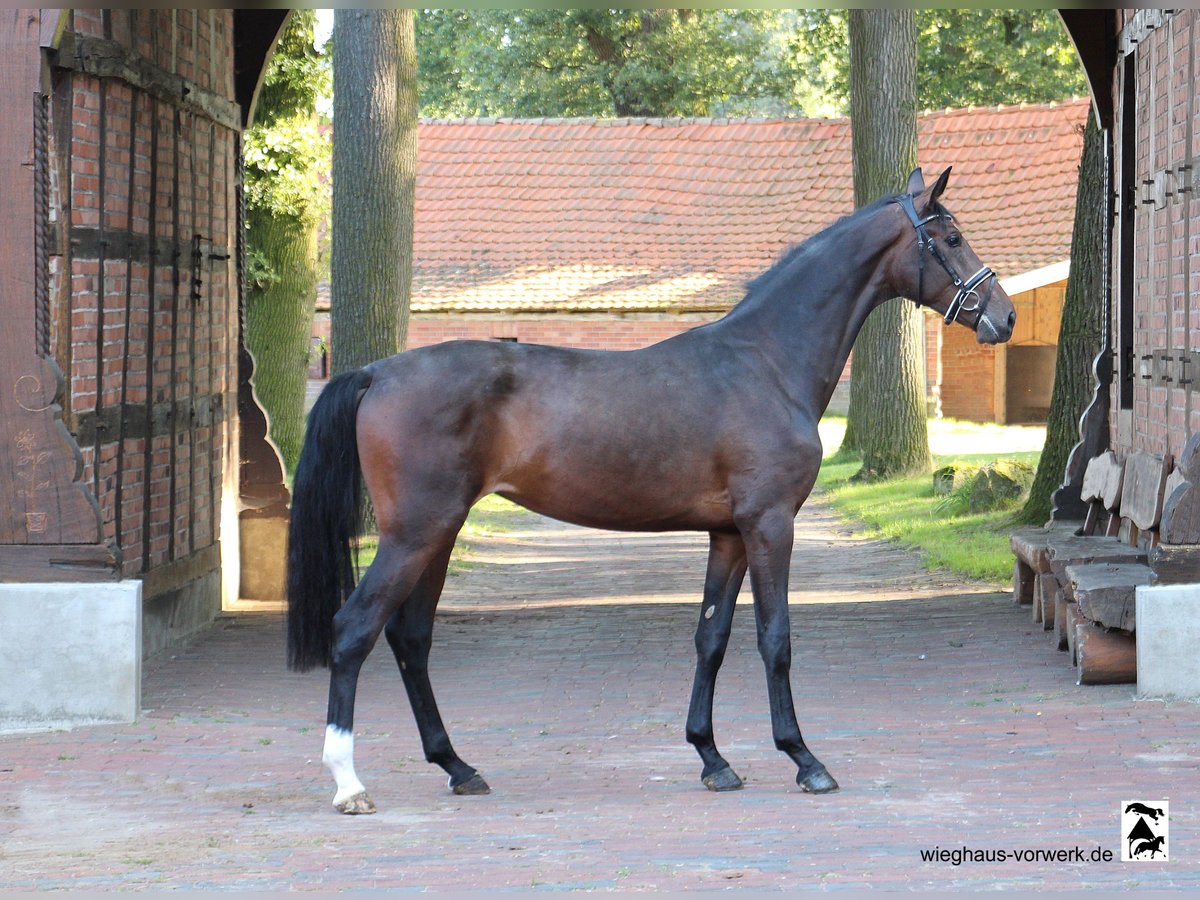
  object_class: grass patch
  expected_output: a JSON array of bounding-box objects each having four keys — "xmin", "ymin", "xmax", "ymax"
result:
[{"xmin": 816, "ymin": 416, "xmax": 1044, "ymax": 584}]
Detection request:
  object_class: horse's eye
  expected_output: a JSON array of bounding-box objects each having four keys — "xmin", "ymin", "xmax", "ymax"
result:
[{"xmin": 945, "ymin": 233, "xmax": 962, "ymax": 248}]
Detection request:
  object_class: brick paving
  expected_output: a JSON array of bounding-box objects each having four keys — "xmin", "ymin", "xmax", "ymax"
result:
[{"xmin": 2, "ymin": 498, "xmax": 1198, "ymax": 890}]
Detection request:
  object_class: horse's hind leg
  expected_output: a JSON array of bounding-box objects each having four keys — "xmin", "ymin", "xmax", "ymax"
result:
[
  {"xmin": 384, "ymin": 543, "xmax": 489, "ymax": 796},
  {"xmin": 685, "ymin": 531, "xmax": 748, "ymax": 792},
  {"xmin": 323, "ymin": 537, "xmax": 444, "ymax": 814}
]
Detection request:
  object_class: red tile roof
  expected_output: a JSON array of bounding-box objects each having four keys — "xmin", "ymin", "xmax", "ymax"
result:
[{"xmin": 413, "ymin": 100, "xmax": 1089, "ymax": 314}]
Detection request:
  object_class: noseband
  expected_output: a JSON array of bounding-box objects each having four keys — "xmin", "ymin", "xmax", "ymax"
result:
[{"xmin": 892, "ymin": 194, "xmax": 996, "ymax": 328}]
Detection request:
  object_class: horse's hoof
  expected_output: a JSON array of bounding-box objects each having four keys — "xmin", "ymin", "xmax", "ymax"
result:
[
  {"xmin": 702, "ymin": 766, "xmax": 745, "ymax": 792},
  {"xmin": 450, "ymin": 773, "xmax": 491, "ymax": 796},
  {"xmin": 334, "ymin": 791, "xmax": 377, "ymax": 815},
  {"xmin": 797, "ymin": 766, "xmax": 839, "ymax": 794}
]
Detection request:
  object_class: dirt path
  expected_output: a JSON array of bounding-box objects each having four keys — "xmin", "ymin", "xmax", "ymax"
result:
[{"xmin": 1, "ymin": 496, "xmax": 1197, "ymax": 890}]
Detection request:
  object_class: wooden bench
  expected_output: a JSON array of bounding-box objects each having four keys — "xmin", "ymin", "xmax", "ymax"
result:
[
  {"xmin": 1009, "ymin": 450, "xmax": 1123, "ymax": 617},
  {"xmin": 1064, "ymin": 435, "xmax": 1200, "ymax": 686},
  {"xmin": 1058, "ymin": 451, "xmax": 1174, "ymax": 684}
]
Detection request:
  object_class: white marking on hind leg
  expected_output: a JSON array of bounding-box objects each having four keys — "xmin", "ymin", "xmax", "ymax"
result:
[{"xmin": 323, "ymin": 725, "xmax": 368, "ymax": 806}]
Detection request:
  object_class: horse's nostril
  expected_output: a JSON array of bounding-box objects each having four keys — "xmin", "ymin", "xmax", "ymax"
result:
[{"xmin": 1007, "ymin": 310, "xmax": 1016, "ymax": 330}]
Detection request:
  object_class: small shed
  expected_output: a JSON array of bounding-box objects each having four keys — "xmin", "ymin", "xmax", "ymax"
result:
[
  {"xmin": 0, "ymin": 8, "xmax": 287, "ymax": 729},
  {"xmin": 314, "ymin": 102, "xmax": 1089, "ymax": 424}
]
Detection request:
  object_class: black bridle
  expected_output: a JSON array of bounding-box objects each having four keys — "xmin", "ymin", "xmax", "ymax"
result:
[{"xmin": 892, "ymin": 193, "xmax": 996, "ymax": 329}]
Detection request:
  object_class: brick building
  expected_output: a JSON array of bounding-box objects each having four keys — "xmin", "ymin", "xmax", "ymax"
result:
[
  {"xmin": 0, "ymin": 9, "xmax": 287, "ymax": 728},
  {"xmin": 1071, "ymin": 10, "xmax": 1200, "ymax": 460},
  {"xmin": 314, "ymin": 101, "xmax": 1088, "ymax": 423},
  {"xmin": 1047, "ymin": 8, "xmax": 1200, "ymax": 479}
]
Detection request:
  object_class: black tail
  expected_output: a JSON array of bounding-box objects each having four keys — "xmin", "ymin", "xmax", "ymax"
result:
[{"xmin": 286, "ymin": 367, "xmax": 373, "ymax": 672}]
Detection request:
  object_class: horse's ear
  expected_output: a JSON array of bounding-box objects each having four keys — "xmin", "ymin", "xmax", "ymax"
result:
[
  {"xmin": 914, "ymin": 166, "xmax": 952, "ymax": 216},
  {"xmin": 906, "ymin": 168, "xmax": 925, "ymax": 195},
  {"xmin": 927, "ymin": 166, "xmax": 951, "ymax": 205}
]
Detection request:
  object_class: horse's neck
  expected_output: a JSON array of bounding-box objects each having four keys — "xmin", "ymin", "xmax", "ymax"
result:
[{"xmin": 718, "ymin": 212, "xmax": 899, "ymax": 416}]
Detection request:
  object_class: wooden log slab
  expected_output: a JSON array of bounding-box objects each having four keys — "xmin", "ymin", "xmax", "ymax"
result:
[
  {"xmin": 1048, "ymin": 538, "xmax": 1146, "ymax": 587},
  {"xmin": 1067, "ymin": 603, "xmax": 1086, "ymax": 666},
  {"xmin": 1081, "ymin": 450, "xmax": 1125, "ymax": 527},
  {"xmin": 1151, "ymin": 542, "xmax": 1200, "ymax": 585},
  {"xmin": 1032, "ymin": 573, "xmax": 1049, "ymax": 623},
  {"xmin": 1033, "ymin": 575, "xmax": 1057, "ymax": 630},
  {"xmin": 1067, "ymin": 562, "xmax": 1150, "ymax": 632},
  {"xmin": 1013, "ymin": 558, "xmax": 1035, "ymax": 604},
  {"xmin": 1075, "ymin": 624, "xmax": 1137, "ymax": 685},
  {"xmin": 1011, "ymin": 522, "xmax": 1081, "ymax": 574},
  {"xmin": 1055, "ymin": 594, "xmax": 1072, "ymax": 651},
  {"xmin": 1120, "ymin": 452, "xmax": 1172, "ymax": 534},
  {"xmin": 1043, "ymin": 584, "xmax": 1060, "ymax": 632},
  {"xmin": 1159, "ymin": 433, "xmax": 1200, "ymax": 545}
]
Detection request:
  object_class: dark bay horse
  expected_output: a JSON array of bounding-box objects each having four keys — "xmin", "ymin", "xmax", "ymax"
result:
[{"xmin": 287, "ymin": 167, "xmax": 1016, "ymax": 813}]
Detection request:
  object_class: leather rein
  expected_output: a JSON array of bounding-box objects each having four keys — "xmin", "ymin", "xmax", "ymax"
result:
[{"xmin": 892, "ymin": 193, "xmax": 996, "ymax": 328}]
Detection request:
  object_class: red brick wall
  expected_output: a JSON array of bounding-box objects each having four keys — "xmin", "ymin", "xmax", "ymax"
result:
[
  {"xmin": 939, "ymin": 323, "xmax": 1000, "ymax": 423},
  {"xmin": 50, "ymin": 10, "xmax": 239, "ymax": 576},
  {"xmin": 1111, "ymin": 10, "xmax": 1200, "ymax": 460}
]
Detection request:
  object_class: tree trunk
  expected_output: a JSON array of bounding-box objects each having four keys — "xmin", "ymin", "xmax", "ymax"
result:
[
  {"xmin": 244, "ymin": 209, "xmax": 318, "ymax": 474},
  {"xmin": 841, "ymin": 9, "xmax": 931, "ymax": 481},
  {"xmin": 1017, "ymin": 113, "xmax": 1106, "ymax": 524},
  {"xmin": 331, "ymin": 8, "xmax": 418, "ymax": 373}
]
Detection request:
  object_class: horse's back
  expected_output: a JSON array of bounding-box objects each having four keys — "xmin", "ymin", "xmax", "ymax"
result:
[
  {"xmin": 357, "ymin": 335, "xmax": 822, "ymax": 533},
  {"xmin": 357, "ymin": 338, "xmax": 743, "ymax": 531}
]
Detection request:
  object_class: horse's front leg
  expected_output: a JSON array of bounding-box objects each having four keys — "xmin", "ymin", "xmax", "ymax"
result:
[
  {"xmin": 741, "ymin": 507, "xmax": 839, "ymax": 794},
  {"xmin": 685, "ymin": 530, "xmax": 748, "ymax": 791}
]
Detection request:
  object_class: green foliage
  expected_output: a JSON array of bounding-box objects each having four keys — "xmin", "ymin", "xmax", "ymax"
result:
[
  {"xmin": 419, "ymin": 9, "xmax": 1087, "ymax": 120},
  {"xmin": 254, "ymin": 10, "xmax": 330, "ymax": 128},
  {"xmin": 417, "ymin": 8, "xmax": 792, "ymax": 118},
  {"xmin": 244, "ymin": 116, "xmax": 329, "ymax": 226},
  {"xmin": 245, "ymin": 10, "xmax": 330, "ymax": 229},
  {"xmin": 917, "ymin": 10, "xmax": 1087, "ymax": 109},
  {"xmin": 244, "ymin": 245, "xmax": 280, "ymax": 294},
  {"xmin": 788, "ymin": 9, "xmax": 1086, "ymax": 116},
  {"xmin": 782, "ymin": 10, "xmax": 851, "ymax": 117}
]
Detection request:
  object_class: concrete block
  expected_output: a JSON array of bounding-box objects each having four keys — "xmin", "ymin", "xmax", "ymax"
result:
[
  {"xmin": 0, "ymin": 581, "xmax": 142, "ymax": 732},
  {"xmin": 1136, "ymin": 583, "xmax": 1200, "ymax": 700}
]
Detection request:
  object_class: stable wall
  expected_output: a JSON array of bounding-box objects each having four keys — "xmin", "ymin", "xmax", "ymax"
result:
[
  {"xmin": 1110, "ymin": 10, "xmax": 1200, "ymax": 461},
  {"xmin": 0, "ymin": 9, "xmax": 278, "ymax": 731}
]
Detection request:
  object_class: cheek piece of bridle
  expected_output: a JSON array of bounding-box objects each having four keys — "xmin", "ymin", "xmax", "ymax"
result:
[{"xmin": 892, "ymin": 193, "xmax": 996, "ymax": 332}]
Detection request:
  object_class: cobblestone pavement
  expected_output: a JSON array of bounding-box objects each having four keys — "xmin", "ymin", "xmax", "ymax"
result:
[{"xmin": 2, "ymin": 498, "xmax": 1198, "ymax": 890}]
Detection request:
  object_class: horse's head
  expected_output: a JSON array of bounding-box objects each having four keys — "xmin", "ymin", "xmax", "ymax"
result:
[{"xmin": 888, "ymin": 167, "xmax": 1016, "ymax": 345}]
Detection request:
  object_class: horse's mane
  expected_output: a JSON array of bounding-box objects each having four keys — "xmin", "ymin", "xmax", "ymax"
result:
[{"xmin": 739, "ymin": 192, "xmax": 949, "ymax": 304}]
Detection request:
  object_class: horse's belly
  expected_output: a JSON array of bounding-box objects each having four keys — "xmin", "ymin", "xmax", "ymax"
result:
[{"xmin": 492, "ymin": 475, "xmax": 733, "ymax": 533}]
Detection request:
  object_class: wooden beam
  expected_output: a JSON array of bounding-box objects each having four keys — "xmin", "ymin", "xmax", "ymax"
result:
[
  {"xmin": 1069, "ymin": 561, "xmax": 1150, "ymax": 632},
  {"xmin": 139, "ymin": 543, "xmax": 220, "ymax": 599},
  {"xmin": 69, "ymin": 35, "xmax": 242, "ymax": 132},
  {"xmin": 0, "ymin": 543, "xmax": 119, "ymax": 582}
]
